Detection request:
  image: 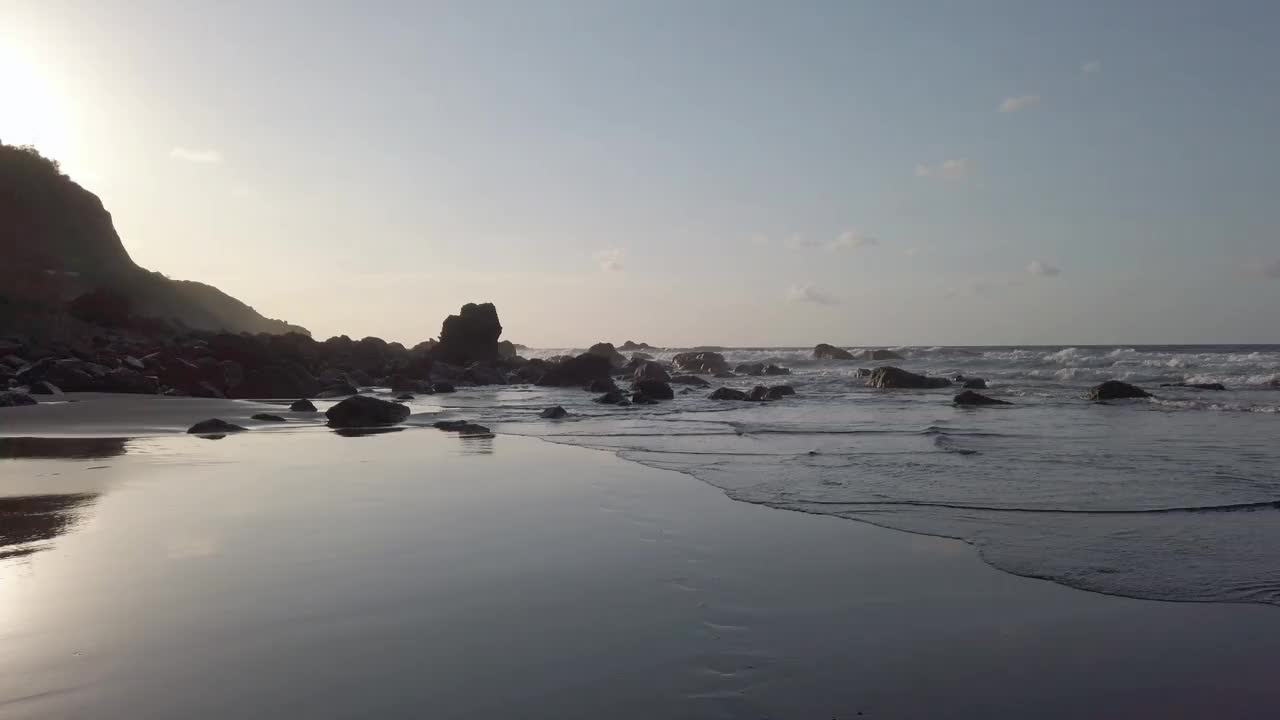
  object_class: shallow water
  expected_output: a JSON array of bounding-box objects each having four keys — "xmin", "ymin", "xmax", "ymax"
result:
[{"xmin": 439, "ymin": 344, "xmax": 1280, "ymax": 605}]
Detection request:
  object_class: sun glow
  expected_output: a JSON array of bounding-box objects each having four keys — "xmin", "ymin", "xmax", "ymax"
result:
[{"xmin": 0, "ymin": 42, "xmax": 72, "ymax": 165}]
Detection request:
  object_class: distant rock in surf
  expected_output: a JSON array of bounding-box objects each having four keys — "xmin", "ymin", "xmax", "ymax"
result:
[
  {"xmin": 954, "ymin": 390, "xmax": 1011, "ymax": 406},
  {"xmin": 632, "ymin": 361, "xmax": 671, "ymax": 385},
  {"xmin": 962, "ymin": 378, "xmax": 988, "ymax": 390},
  {"xmin": 672, "ymin": 351, "xmax": 729, "ymax": 374},
  {"xmin": 539, "ymin": 406, "xmax": 569, "ymax": 419},
  {"xmin": 594, "ymin": 389, "xmax": 629, "ymax": 405},
  {"xmin": 536, "ymin": 353, "xmax": 614, "ymax": 387},
  {"xmin": 854, "ymin": 349, "xmax": 903, "ymax": 361},
  {"xmin": 325, "ymin": 395, "xmax": 411, "ymax": 428},
  {"xmin": 618, "ymin": 340, "xmax": 655, "ymax": 352},
  {"xmin": 586, "ymin": 377, "xmax": 619, "ymax": 393},
  {"xmin": 748, "ymin": 385, "xmax": 795, "ymax": 401},
  {"xmin": 290, "ymin": 399, "xmax": 317, "ymax": 412},
  {"xmin": 251, "ymin": 413, "xmax": 286, "ymax": 422},
  {"xmin": 432, "ymin": 382, "xmax": 457, "ymax": 393},
  {"xmin": 587, "ymin": 342, "xmax": 627, "ymax": 368},
  {"xmin": 394, "ymin": 393, "xmax": 415, "ymax": 401},
  {"xmin": 187, "ymin": 418, "xmax": 247, "ymax": 434},
  {"xmin": 433, "ymin": 302, "xmax": 503, "ymax": 366},
  {"xmin": 708, "ymin": 388, "xmax": 748, "ymax": 401},
  {"xmin": 632, "ymin": 379, "xmax": 674, "ymax": 402},
  {"xmin": 433, "ymin": 420, "xmax": 492, "ymax": 435},
  {"xmin": 736, "ymin": 362, "xmax": 791, "ymax": 377},
  {"xmin": 670, "ymin": 374, "xmax": 711, "ymax": 387},
  {"xmin": 813, "ymin": 343, "xmax": 854, "ymax": 360},
  {"xmin": 868, "ymin": 366, "xmax": 951, "ymax": 389},
  {"xmin": 1160, "ymin": 382, "xmax": 1226, "ymax": 391},
  {"xmin": 1088, "ymin": 380, "xmax": 1152, "ymax": 401}
]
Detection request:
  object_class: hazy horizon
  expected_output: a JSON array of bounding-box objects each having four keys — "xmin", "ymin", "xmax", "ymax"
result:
[{"xmin": 4, "ymin": 1, "xmax": 1278, "ymax": 346}]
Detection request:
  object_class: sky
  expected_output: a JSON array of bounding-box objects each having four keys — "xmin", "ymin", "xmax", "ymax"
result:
[{"xmin": 2, "ymin": 0, "xmax": 1279, "ymax": 347}]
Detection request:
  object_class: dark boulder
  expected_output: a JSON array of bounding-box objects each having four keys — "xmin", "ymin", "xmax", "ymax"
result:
[
  {"xmin": 233, "ymin": 364, "xmax": 321, "ymax": 399},
  {"xmin": 465, "ymin": 363, "xmax": 508, "ymax": 386},
  {"xmin": 251, "ymin": 413, "xmax": 286, "ymax": 422},
  {"xmin": 0, "ymin": 391, "xmax": 37, "ymax": 407},
  {"xmin": 767, "ymin": 385, "xmax": 795, "ymax": 399},
  {"xmin": 856, "ymin": 368, "xmax": 872, "ymax": 378},
  {"xmin": 325, "ymin": 395, "xmax": 412, "ymax": 428},
  {"xmin": 632, "ymin": 379, "xmax": 674, "ymax": 401},
  {"xmin": 433, "ymin": 382, "xmax": 457, "ymax": 394},
  {"xmin": 735, "ymin": 362, "xmax": 766, "ymax": 376},
  {"xmin": 669, "ymin": 374, "xmax": 711, "ymax": 387},
  {"xmin": 540, "ymin": 406, "xmax": 569, "ymax": 419},
  {"xmin": 27, "ymin": 381, "xmax": 62, "ymax": 395},
  {"xmin": 672, "ymin": 352, "xmax": 729, "ymax": 374},
  {"xmin": 434, "ymin": 302, "xmax": 503, "ymax": 366},
  {"xmin": 764, "ymin": 364, "xmax": 791, "ymax": 376},
  {"xmin": 290, "ymin": 399, "xmax": 317, "ymax": 412},
  {"xmin": 593, "ymin": 389, "xmax": 629, "ymax": 405},
  {"xmin": 433, "ymin": 420, "xmax": 492, "ymax": 435},
  {"xmin": 962, "ymin": 378, "xmax": 988, "ymax": 390},
  {"xmin": 708, "ymin": 388, "xmax": 748, "ymax": 401},
  {"xmin": 395, "ymin": 393, "xmax": 415, "ymax": 401},
  {"xmin": 187, "ymin": 419, "xmax": 247, "ymax": 435},
  {"xmin": 317, "ymin": 381, "xmax": 359, "ymax": 399},
  {"xmin": 537, "ymin": 353, "xmax": 614, "ymax": 387},
  {"xmin": 854, "ymin": 349, "xmax": 903, "ymax": 361},
  {"xmin": 1088, "ymin": 381, "xmax": 1152, "ymax": 401},
  {"xmin": 388, "ymin": 375, "xmax": 433, "ymax": 394},
  {"xmin": 632, "ymin": 361, "xmax": 671, "ymax": 384},
  {"xmin": 586, "ymin": 377, "xmax": 618, "ymax": 393},
  {"xmin": 813, "ymin": 343, "xmax": 854, "ymax": 360},
  {"xmin": 868, "ymin": 366, "xmax": 951, "ymax": 389},
  {"xmin": 587, "ymin": 343, "xmax": 627, "ymax": 368},
  {"xmin": 619, "ymin": 340, "xmax": 654, "ymax": 351},
  {"xmin": 954, "ymin": 391, "xmax": 1011, "ymax": 406},
  {"xmin": 496, "ymin": 340, "xmax": 519, "ymax": 360}
]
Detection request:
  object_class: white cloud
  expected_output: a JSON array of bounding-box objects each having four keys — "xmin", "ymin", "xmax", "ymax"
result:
[
  {"xmin": 1082, "ymin": 60, "xmax": 1102, "ymax": 74},
  {"xmin": 829, "ymin": 229, "xmax": 879, "ymax": 251},
  {"xmin": 1026, "ymin": 260, "xmax": 1062, "ymax": 277},
  {"xmin": 786, "ymin": 284, "xmax": 840, "ymax": 306},
  {"xmin": 999, "ymin": 95, "xmax": 1041, "ymax": 113},
  {"xmin": 169, "ymin": 147, "xmax": 223, "ymax": 164},
  {"xmin": 915, "ymin": 158, "xmax": 971, "ymax": 180},
  {"xmin": 594, "ymin": 248, "xmax": 624, "ymax": 272}
]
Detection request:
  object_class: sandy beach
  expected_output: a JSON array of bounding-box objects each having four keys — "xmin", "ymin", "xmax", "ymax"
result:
[{"xmin": 0, "ymin": 395, "xmax": 1277, "ymax": 719}]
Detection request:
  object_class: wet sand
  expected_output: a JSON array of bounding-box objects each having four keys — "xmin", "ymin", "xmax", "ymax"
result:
[{"xmin": 1, "ymin": 396, "xmax": 1278, "ymax": 719}]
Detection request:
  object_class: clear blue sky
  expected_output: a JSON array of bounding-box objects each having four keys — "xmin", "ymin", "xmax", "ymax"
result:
[{"xmin": 4, "ymin": 0, "xmax": 1278, "ymax": 345}]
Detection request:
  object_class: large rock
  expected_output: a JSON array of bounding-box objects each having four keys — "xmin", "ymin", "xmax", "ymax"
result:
[
  {"xmin": 0, "ymin": 391, "xmax": 37, "ymax": 407},
  {"xmin": 587, "ymin": 342, "xmax": 627, "ymax": 368},
  {"xmin": 1088, "ymin": 380, "xmax": 1152, "ymax": 401},
  {"xmin": 954, "ymin": 390, "xmax": 1011, "ymax": 406},
  {"xmin": 232, "ymin": 363, "xmax": 321, "ymax": 399},
  {"xmin": 813, "ymin": 343, "xmax": 854, "ymax": 360},
  {"xmin": 764, "ymin": 364, "xmax": 791, "ymax": 376},
  {"xmin": 669, "ymin": 374, "xmax": 710, "ymax": 387},
  {"xmin": 632, "ymin": 361, "xmax": 671, "ymax": 384},
  {"xmin": 15, "ymin": 357, "xmax": 156, "ymax": 394},
  {"xmin": 735, "ymin": 362, "xmax": 766, "ymax": 376},
  {"xmin": 868, "ymin": 366, "xmax": 951, "ymax": 389},
  {"xmin": 854, "ymin": 349, "xmax": 904, "ymax": 361},
  {"xmin": 325, "ymin": 395, "xmax": 412, "ymax": 428},
  {"xmin": 187, "ymin": 418, "xmax": 247, "ymax": 434},
  {"xmin": 290, "ymin": 399, "xmax": 317, "ymax": 412},
  {"xmin": 962, "ymin": 378, "xmax": 988, "ymax": 390},
  {"xmin": 708, "ymin": 387, "xmax": 748, "ymax": 401},
  {"xmin": 536, "ymin": 353, "xmax": 614, "ymax": 387},
  {"xmin": 747, "ymin": 385, "xmax": 795, "ymax": 402},
  {"xmin": 672, "ymin": 351, "xmax": 729, "ymax": 374},
  {"xmin": 619, "ymin": 340, "xmax": 654, "ymax": 351},
  {"xmin": 434, "ymin": 303, "xmax": 503, "ymax": 366},
  {"xmin": 539, "ymin": 406, "xmax": 569, "ymax": 419},
  {"xmin": 593, "ymin": 389, "xmax": 629, "ymax": 405},
  {"xmin": 632, "ymin": 379, "xmax": 674, "ymax": 401}
]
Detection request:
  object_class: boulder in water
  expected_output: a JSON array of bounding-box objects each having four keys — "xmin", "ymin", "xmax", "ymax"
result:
[
  {"xmin": 669, "ymin": 374, "xmax": 711, "ymax": 387},
  {"xmin": 708, "ymin": 387, "xmax": 748, "ymax": 401},
  {"xmin": 954, "ymin": 391, "xmax": 1011, "ymax": 406},
  {"xmin": 187, "ymin": 418, "xmax": 247, "ymax": 434},
  {"xmin": 290, "ymin": 399, "xmax": 317, "ymax": 412},
  {"xmin": 434, "ymin": 302, "xmax": 503, "ymax": 366},
  {"xmin": 593, "ymin": 389, "xmax": 629, "ymax": 405},
  {"xmin": 586, "ymin": 377, "xmax": 619, "ymax": 393},
  {"xmin": 1160, "ymin": 382, "xmax": 1226, "ymax": 391},
  {"xmin": 854, "ymin": 349, "xmax": 903, "ymax": 361},
  {"xmin": 764, "ymin": 364, "xmax": 791, "ymax": 376},
  {"xmin": 537, "ymin": 353, "xmax": 614, "ymax": 387},
  {"xmin": 433, "ymin": 420, "xmax": 492, "ymax": 435},
  {"xmin": 735, "ymin": 362, "xmax": 766, "ymax": 376},
  {"xmin": 632, "ymin": 379, "xmax": 674, "ymax": 401},
  {"xmin": 868, "ymin": 366, "xmax": 952, "ymax": 389},
  {"xmin": 1088, "ymin": 380, "xmax": 1152, "ymax": 401},
  {"xmin": 251, "ymin": 413, "xmax": 286, "ymax": 422},
  {"xmin": 395, "ymin": 393, "xmax": 415, "ymax": 401},
  {"xmin": 632, "ymin": 361, "xmax": 671, "ymax": 384},
  {"xmin": 325, "ymin": 395, "xmax": 412, "ymax": 428},
  {"xmin": 540, "ymin": 406, "xmax": 569, "ymax": 419},
  {"xmin": 672, "ymin": 351, "xmax": 729, "ymax": 374},
  {"xmin": 813, "ymin": 344, "xmax": 854, "ymax": 360},
  {"xmin": 619, "ymin": 340, "xmax": 654, "ymax": 351},
  {"xmin": 432, "ymin": 382, "xmax": 457, "ymax": 393},
  {"xmin": 962, "ymin": 378, "xmax": 988, "ymax": 390},
  {"xmin": 586, "ymin": 342, "xmax": 627, "ymax": 368}
]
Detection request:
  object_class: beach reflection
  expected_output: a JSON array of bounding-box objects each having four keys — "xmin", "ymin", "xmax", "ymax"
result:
[
  {"xmin": 0, "ymin": 436, "xmax": 129, "ymax": 460},
  {"xmin": 0, "ymin": 492, "xmax": 99, "ymax": 561}
]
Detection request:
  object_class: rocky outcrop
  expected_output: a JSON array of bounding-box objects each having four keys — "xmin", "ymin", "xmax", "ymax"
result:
[
  {"xmin": 587, "ymin": 343, "xmax": 627, "ymax": 368},
  {"xmin": 708, "ymin": 388, "xmax": 748, "ymax": 401},
  {"xmin": 672, "ymin": 352, "xmax": 729, "ymax": 374},
  {"xmin": 187, "ymin": 419, "xmax": 247, "ymax": 434},
  {"xmin": 632, "ymin": 361, "xmax": 671, "ymax": 384},
  {"xmin": 593, "ymin": 390, "xmax": 629, "ymax": 405},
  {"xmin": 868, "ymin": 366, "xmax": 951, "ymax": 389},
  {"xmin": 250, "ymin": 413, "xmax": 286, "ymax": 422},
  {"xmin": 324, "ymin": 395, "xmax": 412, "ymax": 428},
  {"xmin": 233, "ymin": 364, "xmax": 321, "ymax": 399},
  {"xmin": 433, "ymin": 420, "xmax": 492, "ymax": 435},
  {"xmin": 813, "ymin": 344, "xmax": 854, "ymax": 360},
  {"xmin": 434, "ymin": 303, "xmax": 503, "ymax": 366},
  {"xmin": 748, "ymin": 385, "xmax": 795, "ymax": 401},
  {"xmin": 854, "ymin": 349, "xmax": 903, "ymax": 361},
  {"xmin": 539, "ymin": 406, "xmax": 569, "ymax": 419},
  {"xmin": 619, "ymin": 341, "xmax": 654, "ymax": 351},
  {"xmin": 632, "ymin": 379, "xmax": 674, "ymax": 401},
  {"xmin": 1088, "ymin": 381, "xmax": 1152, "ymax": 401},
  {"xmin": 290, "ymin": 399, "xmax": 317, "ymax": 412},
  {"xmin": 16, "ymin": 358, "xmax": 158, "ymax": 394},
  {"xmin": 669, "ymin": 374, "xmax": 710, "ymax": 387},
  {"xmin": 536, "ymin": 354, "xmax": 614, "ymax": 387},
  {"xmin": 0, "ymin": 391, "xmax": 37, "ymax": 407},
  {"xmin": 954, "ymin": 391, "xmax": 1011, "ymax": 406}
]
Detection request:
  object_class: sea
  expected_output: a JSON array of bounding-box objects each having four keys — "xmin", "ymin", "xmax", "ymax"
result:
[{"xmin": 433, "ymin": 344, "xmax": 1280, "ymax": 606}]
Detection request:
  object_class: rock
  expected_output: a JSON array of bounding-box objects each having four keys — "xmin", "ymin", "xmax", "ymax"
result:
[
  {"xmin": 434, "ymin": 302, "xmax": 503, "ymax": 366},
  {"xmin": 669, "ymin": 374, "xmax": 711, "ymax": 387},
  {"xmin": 233, "ymin": 364, "xmax": 321, "ymax": 399},
  {"xmin": 388, "ymin": 375, "xmax": 433, "ymax": 394},
  {"xmin": 536, "ymin": 353, "xmax": 614, "ymax": 387},
  {"xmin": 854, "ymin": 349, "xmax": 903, "ymax": 361},
  {"xmin": 713, "ymin": 371, "xmax": 736, "ymax": 379},
  {"xmin": 0, "ymin": 391, "xmax": 37, "ymax": 407},
  {"xmin": 587, "ymin": 343, "xmax": 627, "ymax": 368},
  {"xmin": 290, "ymin": 399, "xmax": 317, "ymax": 412},
  {"xmin": 672, "ymin": 351, "xmax": 729, "ymax": 374},
  {"xmin": 619, "ymin": 340, "xmax": 654, "ymax": 351},
  {"xmin": 764, "ymin": 364, "xmax": 791, "ymax": 376},
  {"xmin": 813, "ymin": 343, "xmax": 854, "ymax": 360},
  {"xmin": 767, "ymin": 385, "xmax": 796, "ymax": 399},
  {"xmin": 325, "ymin": 395, "xmax": 412, "ymax": 428},
  {"xmin": 187, "ymin": 418, "xmax": 247, "ymax": 434},
  {"xmin": 747, "ymin": 386, "xmax": 771, "ymax": 402},
  {"xmin": 954, "ymin": 391, "xmax": 1011, "ymax": 406},
  {"xmin": 629, "ymin": 352, "xmax": 654, "ymax": 361},
  {"xmin": 708, "ymin": 388, "xmax": 749, "ymax": 401},
  {"xmin": 735, "ymin": 362, "xmax": 766, "ymax": 376},
  {"xmin": 962, "ymin": 378, "xmax": 988, "ymax": 390},
  {"xmin": 317, "ymin": 381, "xmax": 358, "ymax": 398},
  {"xmin": 586, "ymin": 377, "xmax": 619, "ymax": 393},
  {"xmin": 632, "ymin": 361, "xmax": 671, "ymax": 384},
  {"xmin": 26, "ymin": 381, "xmax": 62, "ymax": 395},
  {"xmin": 465, "ymin": 363, "xmax": 508, "ymax": 386},
  {"xmin": 496, "ymin": 340, "xmax": 519, "ymax": 360},
  {"xmin": 856, "ymin": 368, "xmax": 872, "ymax": 377},
  {"xmin": 1160, "ymin": 382, "xmax": 1226, "ymax": 391},
  {"xmin": 868, "ymin": 366, "xmax": 951, "ymax": 389},
  {"xmin": 433, "ymin": 420, "xmax": 492, "ymax": 435},
  {"xmin": 632, "ymin": 379, "xmax": 674, "ymax": 401},
  {"xmin": 394, "ymin": 393, "xmax": 415, "ymax": 401},
  {"xmin": 432, "ymin": 382, "xmax": 457, "ymax": 393},
  {"xmin": 1088, "ymin": 380, "xmax": 1152, "ymax": 401},
  {"xmin": 593, "ymin": 390, "xmax": 628, "ymax": 405},
  {"xmin": 251, "ymin": 413, "xmax": 286, "ymax": 422},
  {"xmin": 346, "ymin": 369, "xmax": 376, "ymax": 387},
  {"xmin": 540, "ymin": 406, "xmax": 569, "ymax": 419}
]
